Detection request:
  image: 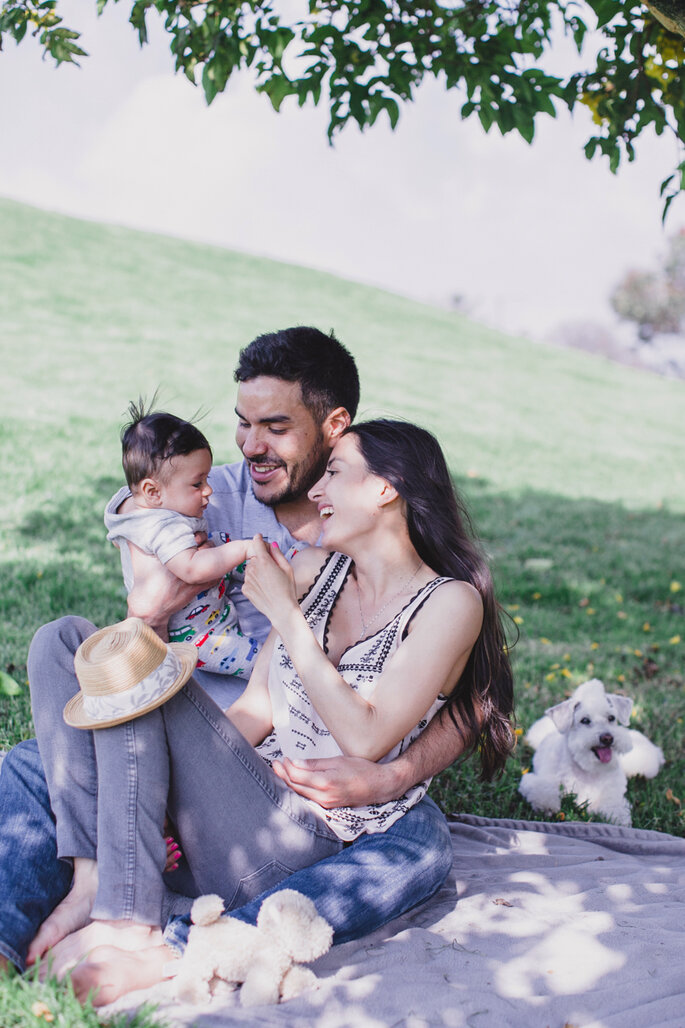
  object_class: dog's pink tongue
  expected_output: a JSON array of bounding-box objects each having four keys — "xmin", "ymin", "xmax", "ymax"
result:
[{"xmin": 595, "ymin": 747, "xmax": 613, "ymax": 763}]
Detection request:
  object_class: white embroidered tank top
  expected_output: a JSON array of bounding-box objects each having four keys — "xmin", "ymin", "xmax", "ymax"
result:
[{"xmin": 256, "ymin": 552, "xmax": 452, "ymax": 840}]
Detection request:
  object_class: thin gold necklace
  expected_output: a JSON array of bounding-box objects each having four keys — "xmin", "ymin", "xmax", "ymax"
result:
[{"xmin": 357, "ymin": 561, "xmax": 423, "ymax": 638}]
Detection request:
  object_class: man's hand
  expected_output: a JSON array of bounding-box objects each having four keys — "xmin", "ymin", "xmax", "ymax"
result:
[
  {"xmin": 272, "ymin": 755, "xmax": 404, "ymax": 808},
  {"xmin": 273, "ymin": 708, "xmax": 471, "ymax": 808},
  {"xmin": 126, "ymin": 542, "xmax": 219, "ymax": 639}
]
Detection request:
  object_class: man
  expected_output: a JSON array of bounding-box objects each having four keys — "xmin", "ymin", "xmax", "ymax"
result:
[{"xmin": 0, "ymin": 326, "xmax": 468, "ymax": 992}]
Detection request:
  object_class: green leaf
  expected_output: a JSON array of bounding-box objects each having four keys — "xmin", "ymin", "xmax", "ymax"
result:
[
  {"xmin": 588, "ymin": 0, "xmax": 619, "ymax": 29},
  {"xmin": 258, "ymin": 73, "xmax": 294, "ymax": 113},
  {"xmin": 478, "ymin": 103, "xmax": 494, "ymax": 133},
  {"xmin": 0, "ymin": 671, "xmax": 22, "ymax": 697},
  {"xmin": 202, "ymin": 63, "xmax": 219, "ymax": 105},
  {"xmin": 384, "ymin": 96, "xmax": 400, "ymax": 130}
]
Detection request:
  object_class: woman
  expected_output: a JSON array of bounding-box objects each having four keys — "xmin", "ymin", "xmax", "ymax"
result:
[{"xmin": 41, "ymin": 419, "xmax": 514, "ymax": 1002}]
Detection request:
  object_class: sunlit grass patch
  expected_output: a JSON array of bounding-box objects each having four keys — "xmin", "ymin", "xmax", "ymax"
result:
[
  {"xmin": 1, "ymin": 197, "xmax": 683, "ymax": 836},
  {"xmin": 0, "ymin": 963, "xmax": 163, "ymax": 1028}
]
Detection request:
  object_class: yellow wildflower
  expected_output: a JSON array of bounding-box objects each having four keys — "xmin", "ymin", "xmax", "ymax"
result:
[
  {"xmin": 670, "ymin": 635, "xmax": 681, "ymax": 645},
  {"xmin": 513, "ymin": 616, "xmax": 524, "ymax": 625},
  {"xmin": 590, "ymin": 642, "xmax": 599, "ymax": 650},
  {"xmin": 670, "ymin": 580, "xmax": 682, "ymax": 593},
  {"xmin": 540, "ymin": 637, "xmax": 551, "ymax": 645},
  {"xmin": 30, "ymin": 1003, "xmax": 54, "ymax": 1022},
  {"xmin": 533, "ymin": 592, "xmax": 542, "ymax": 601},
  {"xmin": 643, "ymin": 622, "xmax": 651, "ymax": 633}
]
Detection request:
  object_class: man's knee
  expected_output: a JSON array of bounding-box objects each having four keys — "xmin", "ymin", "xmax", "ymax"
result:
[{"xmin": 29, "ymin": 616, "xmax": 97, "ymax": 671}]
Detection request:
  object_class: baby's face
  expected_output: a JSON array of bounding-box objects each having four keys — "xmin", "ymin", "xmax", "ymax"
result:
[{"xmin": 158, "ymin": 448, "xmax": 213, "ymax": 518}]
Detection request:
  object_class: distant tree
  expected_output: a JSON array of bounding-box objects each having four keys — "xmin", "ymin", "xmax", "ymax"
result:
[
  {"xmin": 610, "ymin": 229, "xmax": 685, "ymax": 341},
  {"xmin": 1, "ymin": 1, "xmax": 684, "ymax": 210}
]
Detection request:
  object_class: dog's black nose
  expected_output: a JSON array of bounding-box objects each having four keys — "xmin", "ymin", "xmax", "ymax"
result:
[{"xmin": 599, "ymin": 733, "xmax": 613, "ymax": 747}]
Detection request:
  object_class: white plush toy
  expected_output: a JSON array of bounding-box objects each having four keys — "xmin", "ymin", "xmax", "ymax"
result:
[{"xmin": 174, "ymin": 888, "xmax": 333, "ymax": 1007}]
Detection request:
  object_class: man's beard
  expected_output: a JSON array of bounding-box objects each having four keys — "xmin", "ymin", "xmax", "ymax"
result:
[{"xmin": 250, "ymin": 432, "xmax": 329, "ymax": 508}]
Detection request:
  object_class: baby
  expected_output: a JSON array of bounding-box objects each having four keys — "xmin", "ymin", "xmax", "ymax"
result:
[{"xmin": 104, "ymin": 402, "xmax": 260, "ymax": 676}]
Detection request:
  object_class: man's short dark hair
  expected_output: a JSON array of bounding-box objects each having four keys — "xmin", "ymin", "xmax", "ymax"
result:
[
  {"xmin": 234, "ymin": 327, "xmax": 360, "ymax": 423},
  {"xmin": 121, "ymin": 400, "xmax": 212, "ymax": 487}
]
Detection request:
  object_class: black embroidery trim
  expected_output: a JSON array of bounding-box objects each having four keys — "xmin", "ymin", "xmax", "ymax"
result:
[
  {"xmin": 336, "ymin": 575, "xmax": 451, "ymax": 668},
  {"xmin": 303, "ymin": 553, "xmax": 349, "ymax": 634},
  {"xmin": 297, "ymin": 550, "xmax": 337, "ymax": 607},
  {"xmin": 400, "ymin": 577, "xmax": 452, "ymax": 641}
]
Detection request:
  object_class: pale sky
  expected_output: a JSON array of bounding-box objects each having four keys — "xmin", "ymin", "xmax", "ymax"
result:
[{"xmin": 1, "ymin": 1, "xmax": 682, "ymax": 338}]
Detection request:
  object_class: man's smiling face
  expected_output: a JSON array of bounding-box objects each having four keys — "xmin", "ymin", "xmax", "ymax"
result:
[{"xmin": 235, "ymin": 376, "xmax": 330, "ymax": 507}]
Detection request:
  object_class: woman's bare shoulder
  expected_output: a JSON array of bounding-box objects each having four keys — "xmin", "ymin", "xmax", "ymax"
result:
[
  {"xmin": 290, "ymin": 546, "xmax": 333, "ymax": 590},
  {"xmin": 415, "ymin": 577, "xmax": 484, "ymax": 627}
]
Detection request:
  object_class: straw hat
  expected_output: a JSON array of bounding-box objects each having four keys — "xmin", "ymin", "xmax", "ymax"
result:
[{"xmin": 63, "ymin": 618, "xmax": 198, "ymax": 729}]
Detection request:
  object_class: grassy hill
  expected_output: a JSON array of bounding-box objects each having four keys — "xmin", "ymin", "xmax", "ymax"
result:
[{"xmin": 1, "ymin": 196, "xmax": 683, "ymax": 834}]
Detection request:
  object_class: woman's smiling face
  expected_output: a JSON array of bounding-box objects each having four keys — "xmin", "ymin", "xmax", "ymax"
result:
[{"xmin": 308, "ymin": 433, "xmax": 388, "ymax": 549}]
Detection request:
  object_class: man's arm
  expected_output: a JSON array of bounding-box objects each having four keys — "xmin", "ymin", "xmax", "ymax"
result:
[
  {"xmin": 272, "ymin": 706, "xmax": 472, "ymax": 808},
  {"xmin": 126, "ymin": 539, "xmax": 219, "ymax": 639}
]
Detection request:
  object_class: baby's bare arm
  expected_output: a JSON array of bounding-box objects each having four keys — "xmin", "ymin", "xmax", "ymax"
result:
[
  {"xmin": 164, "ymin": 539, "xmax": 250, "ymax": 586},
  {"xmin": 126, "ymin": 541, "xmax": 217, "ymax": 639}
]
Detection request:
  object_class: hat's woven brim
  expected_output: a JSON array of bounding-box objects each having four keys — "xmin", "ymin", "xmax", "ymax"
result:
[{"xmin": 63, "ymin": 642, "xmax": 198, "ymax": 730}]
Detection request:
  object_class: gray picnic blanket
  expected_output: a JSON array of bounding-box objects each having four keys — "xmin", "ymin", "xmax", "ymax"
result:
[{"xmin": 103, "ymin": 813, "xmax": 685, "ymax": 1027}]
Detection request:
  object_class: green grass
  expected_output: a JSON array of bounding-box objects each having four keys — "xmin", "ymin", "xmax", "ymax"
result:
[
  {"xmin": 1, "ymin": 192, "xmax": 684, "ymax": 846},
  {"xmin": 0, "ymin": 964, "xmax": 162, "ymax": 1027}
]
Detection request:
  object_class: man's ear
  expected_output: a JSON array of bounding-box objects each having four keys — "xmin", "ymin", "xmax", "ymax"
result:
[
  {"xmin": 322, "ymin": 406, "xmax": 351, "ymax": 446},
  {"xmin": 139, "ymin": 478, "xmax": 163, "ymax": 507}
]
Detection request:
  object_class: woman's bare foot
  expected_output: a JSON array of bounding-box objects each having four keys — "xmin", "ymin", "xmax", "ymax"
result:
[
  {"xmin": 68, "ymin": 943, "xmax": 175, "ymax": 1007},
  {"xmin": 27, "ymin": 857, "xmax": 98, "ymax": 966},
  {"xmin": 39, "ymin": 920, "xmax": 164, "ymax": 981}
]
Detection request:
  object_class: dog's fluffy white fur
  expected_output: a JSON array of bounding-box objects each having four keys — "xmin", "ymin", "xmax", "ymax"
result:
[{"xmin": 519, "ymin": 678, "xmax": 664, "ymax": 826}]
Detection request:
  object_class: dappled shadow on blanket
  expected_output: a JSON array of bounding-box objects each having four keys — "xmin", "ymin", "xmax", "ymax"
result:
[{"xmin": 107, "ymin": 815, "xmax": 685, "ymax": 1027}]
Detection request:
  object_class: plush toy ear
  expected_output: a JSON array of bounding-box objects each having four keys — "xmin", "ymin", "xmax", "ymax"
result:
[
  {"xmin": 545, "ymin": 697, "xmax": 577, "ymax": 734},
  {"xmin": 191, "ymin": 893, "xmax": 225, "ymax": 926},
  {"xmin": 607, "ymin": 693, "xmax": 633, "ymax": 726}
]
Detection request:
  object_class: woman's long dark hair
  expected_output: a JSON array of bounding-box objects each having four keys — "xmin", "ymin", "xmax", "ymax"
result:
[{"xmin": 347, "ymin": 419, "xmax": 515, "ymax": 780}]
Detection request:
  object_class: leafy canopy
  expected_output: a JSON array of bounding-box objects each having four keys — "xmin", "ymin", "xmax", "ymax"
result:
[{"xmin": 2, "ymin": 1, "xmax": 684, "ymax": 212}]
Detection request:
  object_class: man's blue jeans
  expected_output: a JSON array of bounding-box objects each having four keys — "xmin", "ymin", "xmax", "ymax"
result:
[{"xmin": 0, "ymin": 617, "xmax": 453, "ymax": 970}]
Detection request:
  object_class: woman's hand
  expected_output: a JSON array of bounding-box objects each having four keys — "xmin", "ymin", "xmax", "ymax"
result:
[{"xmin": 242, "ymin": 534, "xmax": 299, "ymax": 632}]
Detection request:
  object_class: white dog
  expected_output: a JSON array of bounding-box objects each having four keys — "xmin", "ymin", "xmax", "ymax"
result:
[{"xmin": 518, "ymin": 678, "xmax": 664, "ymax": 826}]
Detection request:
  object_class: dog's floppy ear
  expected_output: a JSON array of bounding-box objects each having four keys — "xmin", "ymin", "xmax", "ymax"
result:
[
  {"xmin": 607, "ymin": 693, "xmax": 633, "ymax": 726},
  {"xmin": 545, "ymin": 697, "xmax": 576, "ymax": 734}
]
